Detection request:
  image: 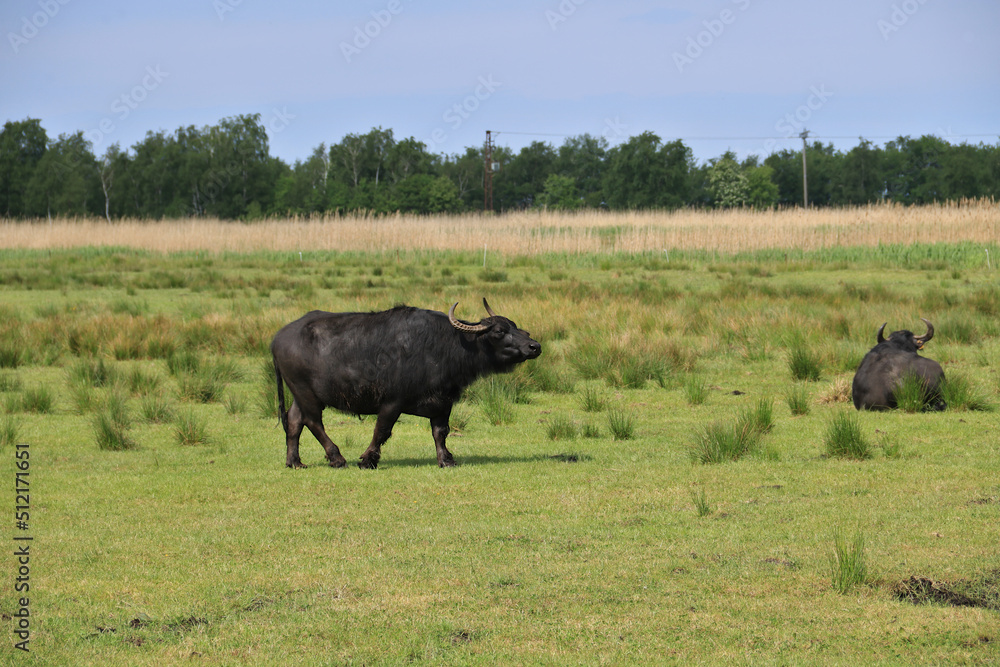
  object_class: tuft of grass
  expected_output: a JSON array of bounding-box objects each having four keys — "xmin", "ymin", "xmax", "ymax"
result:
[
  {"xmin": 546, "ymin": 415, "xmax": 578, "ymax": 441},
  {"xmin": 818, "ymin": 377, "xmax": 852, "ymax": 404},
  {"xmin": 93, "ymin": 392, "xmax": 138, "ymax": 451},
  {"xmin": 684, "ymin": 375, "xmax": 708, "ymax": 405},
  {"xmin": 125, "ymin": 366, "xmax": 162, "ymax": 396},
  {"xmin": 940, "ymin": 373, "xmax": 994, "ymax": 412},
  {"xmin": 0, "ymin": 415, "xmax": 18, "ymax": 448},
  {"xmin": 786, "ymin": 384, "xmax": 810, "ymax": 415},
  {"xmin": 258, "ymin": 358, "xmax": 281, "ymax": 420},
  {"xmin": 9, "ymin": 385, "xmax": 55, "ymax": 414},
  {"xmin": 578, "ymin": 385, "xmax": 607, "ymax": 413},
  {"xmin": 223, "ymin": 391, "xmax": 247, "ymax": 416},
  {"xmin": 894, "ymin": 371, "xmax": 930, "ymax": 413},
  {"xmin": 824, "ymin": 411, "xmax": 872, "ymax": 460},
  {"xmin": 830, "ymin": 528, "xmax": 870, "ymax": 594},
  {"xmin": 167, "ymin": 349, "xmax": 201, "ymax": 376},
  {"xmin": 581, "ymin": 422, "xmax": 601, "ymax": 438},
  {"xmin": 691, "ymin": 487, "xmax": 711, "ymax": 517},
  {"xmin": 606, "ymin": 408, "xmax": 635, "ymax": 441},
  {"xmin": 448, "ymin": 404, "xmax": 472, "ymax": 433},
  {"xmin": 479, "ymin": 268, "xmax": 508, "ymax": 283},
  {"xmin": 523, "ymin": 362, "xmax": 573, "ymax": 393},
  {"xmin": 788, "ymin": 344, "xmax": 822, "ymax": 381},
  {"xmin": 70, "ymin": 358, "xmax": 119, "ymax": 388},
  {"xmin": 69, "ymin": 384, "xmax": 97, "ymax": 415},
  {"xmin": 605, "ymin": 356, "xmax": 664, "ymax": 390},
  {"xmin": 177, "ymin": 367, "xmax": 227, "ymax": 403},
  {"xmin": 477, "ymin": 378, "xmax": 517, "ymax": 426},
  {"xmin": 0, "ymin": 371, "xmax": 23, "ymax": 393},
  {"xmin": 139, "ymin": 394, "xmax": 176, "ymax": 424},
  {"xmin": 691, "ymin": 420, "xmax": 761, "ymax": 464},
  {"xmin": 738, "ymin": 398, "xmax": 774, "ymax": 435},
  {"xmin": 877, "ymin": 430, "xmax": 904, "ymax": 459},
  {"xmin": 175, "ymin": 409, "xmax": 210, "ymax": 446},
  {"xmin": 0, "ymin": 343, "xmax": 22, "ymax": 369}
]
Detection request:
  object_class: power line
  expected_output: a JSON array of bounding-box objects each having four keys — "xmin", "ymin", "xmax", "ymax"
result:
[{"xmin": 493, "ymin": 131, "xmax": 998, "ymax": 142}]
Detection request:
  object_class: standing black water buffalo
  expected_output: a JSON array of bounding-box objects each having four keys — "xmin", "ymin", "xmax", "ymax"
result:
[
  {"xmin": 270, "ymin": 299, "xmax": 541, "ymax": 469},
  {"xmin": 851, "ymin": 318, "xmax": 945, "ymax": 411}
]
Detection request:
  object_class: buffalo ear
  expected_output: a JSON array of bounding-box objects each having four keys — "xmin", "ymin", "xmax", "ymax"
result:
[{"xmin": 876, "ymin": 323, "xmax": 887, "ymax": 344}]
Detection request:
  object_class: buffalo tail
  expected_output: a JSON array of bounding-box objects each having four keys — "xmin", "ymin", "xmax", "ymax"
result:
[{"xmin": 273, "ymin": 355, "xmax": 288, "ymax": 433}]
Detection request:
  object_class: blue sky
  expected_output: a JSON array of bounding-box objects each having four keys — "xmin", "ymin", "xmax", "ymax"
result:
[{"xmin": 2, "ymin": 0, "xmax": 998, "ymax": 165}]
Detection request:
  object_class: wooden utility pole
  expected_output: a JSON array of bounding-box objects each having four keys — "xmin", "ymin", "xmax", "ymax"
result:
[
  {"xmin": 483, "ymin": 130, "xmax": 495, "ymax": 212},
  {"xmin": 799, "ymin": 129, "xmax": 809, "ymax": 208}
]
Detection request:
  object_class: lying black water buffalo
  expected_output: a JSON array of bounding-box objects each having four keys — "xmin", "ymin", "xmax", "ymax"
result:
[
  {"xmin": 270, "ymin": 299, "xmax": 541, "ymax": 469},
  {"xmin": 851, "ymin": 318, "xmax": 945, "ymax": 411}
]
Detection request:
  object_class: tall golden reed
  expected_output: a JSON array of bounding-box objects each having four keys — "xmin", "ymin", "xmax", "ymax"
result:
[{"xmin": 2, "ymin": 200, "xmax": 997, "ymax": 255}]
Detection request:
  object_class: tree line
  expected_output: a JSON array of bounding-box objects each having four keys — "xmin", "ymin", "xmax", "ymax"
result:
[{"xmin": 1, "ymin": 114, "xmax": 997, "ymax": 220}]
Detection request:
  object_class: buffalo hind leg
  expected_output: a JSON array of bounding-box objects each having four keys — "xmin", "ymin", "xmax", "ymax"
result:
[
  {"xmin": 288, "ymin": 400, "xmax": 347, "ymax": 468},
  {"xmin": 284, "ymin": 402, "xmax": 307, "ymax": 468},
  {"xmin": 431, "ymin": 414, "xmax": 456, "ymax": 468},
  {"xmin": 302, "ymin": 412, "xmax": 347, "ymax": 468},
  {"xmin": 358, "ymin": 409, "xmax": 401, "ymax": 469}
]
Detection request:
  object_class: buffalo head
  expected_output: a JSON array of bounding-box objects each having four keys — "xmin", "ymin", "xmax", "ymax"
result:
[{"xmin": 449, "ymin": 298, "xmax": 542, "ymax": 367}]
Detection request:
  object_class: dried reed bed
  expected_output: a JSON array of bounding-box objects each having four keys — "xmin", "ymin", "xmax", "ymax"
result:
[{"xmin": 2, "ymin": 199, "xmax": 997, "ymax": 255}]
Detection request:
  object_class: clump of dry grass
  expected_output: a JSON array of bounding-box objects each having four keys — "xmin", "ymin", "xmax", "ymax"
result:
[
  {"xmin": 3, "ymin": 200, "xmax": 997, "ymax": 254},
  {"xmin": 818, "ymin": 377, "xmax": 853, "ymax": 404}
]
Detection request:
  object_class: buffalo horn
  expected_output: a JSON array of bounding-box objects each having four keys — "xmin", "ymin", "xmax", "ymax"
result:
[
  {"xmin": 876, "ymin": 323, "xmax": 887, "ymax": 344},
  {"xmin": 449, "ymin": 302, "xmax": 490, "ymax": 333},
  {"xmin": 914, "ymin": 318, "xmax": 934, "ymax": 344},
  {"xmin": 483, "ymin": 298, "xmax": 498, "ymax": 319}
]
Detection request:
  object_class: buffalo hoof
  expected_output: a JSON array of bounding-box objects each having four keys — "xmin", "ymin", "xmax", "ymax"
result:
[
  {"xmin": 439, "ymin": 456, "xmax": 456, "ymax": 468},
  {"xmin": 287, "ymin": 461, "xmax": 307, "ymax": 469},
  {"xmin": 328, "ymin": 457, "xmax": 347, "ymax": 468},
  {"xmin": 358, "ymin": 454, "xmax": 380, "ymax": 470}
]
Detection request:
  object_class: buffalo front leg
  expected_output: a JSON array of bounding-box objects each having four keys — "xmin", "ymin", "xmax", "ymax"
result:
[
  {"xmin": 430, "ymin": 414, "xmax": 456, "ymax": 468},
  {"xmin": 358, "ymin": 409, "xmax": 400, "ymax": 469}
]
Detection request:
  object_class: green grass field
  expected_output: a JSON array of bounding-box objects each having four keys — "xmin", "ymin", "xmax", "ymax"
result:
[{"xmin": 2, "ymin": 243, "xmax": 999, "ymax": 665}]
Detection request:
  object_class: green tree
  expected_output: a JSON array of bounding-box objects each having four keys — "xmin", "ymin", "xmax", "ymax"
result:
[
  {"xmin": 745, "ymin": 163, "xmax": 779, "ymax": 209},
  {"xmin": 707, "ymin": 151, "xmax": 749, "ymax": 207},
  {"xmin": 555, "ymin": 134, "xmax": 607, "ymax": 207},
  {"xmin": 440, "ymin": 147, "xmax": 485, "ymax": 210},
  {"xmin": 496, "ymin": 141, "xmax": 556, "ymax": 210},
  {"xmin": 0, "ymin": 119, "xmax": 47, "ymax": 217},
  {"xmin": 96, "ymin": 143, "xmax": 122, "ymax": 222},
  {"xmin": 202, "ymin": 114, "xmax": 272, "ymax": 218},
  {"xmin": 604, "ymin": 133, "xmax": 692, "ymax": 209},
  {"xmin": 538, "ymin": 173, "xmax": 582, "ymax": 210},
  {"xmin": 25, "ymin": 131, "xmax": 99, "ymax": 217},
  {"xmin": 836, "ymin": 138, "xmax": 883, "ymax": 204}
]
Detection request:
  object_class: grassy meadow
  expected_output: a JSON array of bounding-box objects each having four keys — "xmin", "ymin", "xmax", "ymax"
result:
[{"xmin": 2, "ymin": 205, "xmax": 1000, "ymax": 665}]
